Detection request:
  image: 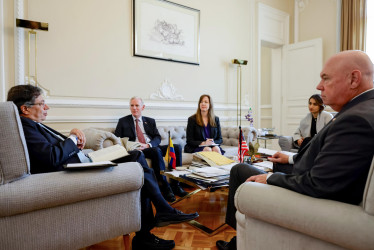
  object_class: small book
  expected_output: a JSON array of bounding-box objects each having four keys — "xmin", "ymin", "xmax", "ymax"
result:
[
  {"xmin": 88, "ymin": 144, "xmax": 129, "ymax": 162},
  {"xmin": 63, "ymin": 161, "xmax": 117, "ymax": 170},
  {"xmin": 121, "ymin": 137, "xmax": 142, "ymax": 151}
]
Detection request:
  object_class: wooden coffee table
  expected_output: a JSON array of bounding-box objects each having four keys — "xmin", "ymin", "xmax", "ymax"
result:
[{"xmin": 162, "ymin": 171, "xmax": 229, "ymax": 236}]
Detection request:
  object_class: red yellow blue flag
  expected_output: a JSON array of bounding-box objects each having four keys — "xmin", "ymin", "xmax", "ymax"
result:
[{"xmin": 165, "ymin": 135, "xmax": 176, "ymax": 169}]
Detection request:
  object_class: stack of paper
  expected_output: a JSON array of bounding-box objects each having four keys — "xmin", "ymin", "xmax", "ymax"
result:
[{"xmin": 192, "ymin": 152, "xmax": 235, "ymax": 167}]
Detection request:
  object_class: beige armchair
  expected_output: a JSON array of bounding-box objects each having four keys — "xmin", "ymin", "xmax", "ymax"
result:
[
  {"xmin": 235, "ymin": 157, "xmax": 374, "ymax": 250},
  {"xmin": 0, "ymin": 102, "xmax": 143, "ymax": 250}
]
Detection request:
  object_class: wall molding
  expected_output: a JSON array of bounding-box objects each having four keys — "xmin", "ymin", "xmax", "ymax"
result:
[
  {"xmin": 150, "ymin": 79, "xmax": 184, "ymax": 100},
  {"xmin": 47, "ymin": 97, "xmax": 238, "ymax": 111},
  {"xmin": 46, "ymin": 115, "xmax": 240, "ymax": 124}
]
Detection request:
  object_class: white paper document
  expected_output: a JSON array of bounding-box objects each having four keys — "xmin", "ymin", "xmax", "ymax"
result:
[
  {"xmin": 253, "ymin": 161, "xmax": 273, "ymax": 170},
  {"xmin": 258, "ymin": 148, "xmax": 297, "ymax": 157}
]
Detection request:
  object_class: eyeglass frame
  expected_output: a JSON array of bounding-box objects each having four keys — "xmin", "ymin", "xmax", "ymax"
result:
[{"xmin": 24, "ymin": 100, "xmax": 47, "ymax": 108}]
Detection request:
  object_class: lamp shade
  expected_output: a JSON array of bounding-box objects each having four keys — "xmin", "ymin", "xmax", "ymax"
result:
[
  {"xmin": 232, "ymin": 59, "xmax": 248, "ymax": 65},
  {"xmin": 16, "ymin": 18, "xmax": 48, "ymax": 31}
]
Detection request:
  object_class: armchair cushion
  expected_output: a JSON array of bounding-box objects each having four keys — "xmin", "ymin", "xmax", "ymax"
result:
[
  {"xmin": 0, "ymin": 102, "xmax": 29, "ymax": 185},
  {"xmin": 0, "ymin": 162, "xmax": 143, "ymax": 217},
  {"xmin": 235, "ymin": 179, "xmax": 374, "ymax": 249}
]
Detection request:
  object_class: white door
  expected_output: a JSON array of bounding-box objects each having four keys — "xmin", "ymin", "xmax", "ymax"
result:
[{"xmin": 278, "ymin": 38, "xmax": 323, "ymax": 136}]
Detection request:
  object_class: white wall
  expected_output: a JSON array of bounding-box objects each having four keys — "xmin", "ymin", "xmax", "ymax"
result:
[
  {"xmin": 2, "ymin": 0, "xmax": 340, "ymax": 133},
  {"xmin": 4, "ymin": 0, "xmax": 254, "ymax": 132}
]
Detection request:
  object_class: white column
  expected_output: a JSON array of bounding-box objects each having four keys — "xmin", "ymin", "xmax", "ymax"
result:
[
  {"xmin": 294, "ymin": 0, "xmax": 299, "ymax": 43},
  {"xmin": 14, "ymin": 0, "xmax": 25, "ymax": 85},
  {"xmin": 0, "ymin": 0, "xmax": 5, "ymax": 101}
]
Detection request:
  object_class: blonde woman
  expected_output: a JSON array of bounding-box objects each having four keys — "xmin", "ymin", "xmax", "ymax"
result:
[{"xmin": 184, "ymin": 94, "xmax": 224, "ymax": 154}]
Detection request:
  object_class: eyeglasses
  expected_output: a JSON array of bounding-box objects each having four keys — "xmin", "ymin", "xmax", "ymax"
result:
[{"xmin": 30, "ymin": 101, "xmax": 47, "ymax": 108}]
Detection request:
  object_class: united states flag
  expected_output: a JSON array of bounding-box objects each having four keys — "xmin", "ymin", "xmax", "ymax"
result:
[{"xmin": 238, "ymin": 130, "xmax": 249, "ymax": 163}]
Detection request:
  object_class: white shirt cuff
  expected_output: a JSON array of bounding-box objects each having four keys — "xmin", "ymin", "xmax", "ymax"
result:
[
  {"xmin": 68, "ymin": 135, "xmax": 78, "ymax": 145},
  {"xmin": 148, "ymin": 143, "xmax": 152, "ymax": 148},
  {"xmin": 289, "ymin": 155, "xmax": 294, "ymax": 164}
]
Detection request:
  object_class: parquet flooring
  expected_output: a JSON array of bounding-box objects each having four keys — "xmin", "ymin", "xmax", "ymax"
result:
[{"xmin": 82, "ymin": 186, "xmax": 236, "ymax": 250}]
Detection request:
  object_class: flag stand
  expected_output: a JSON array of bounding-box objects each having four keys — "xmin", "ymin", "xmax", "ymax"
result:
[{"xmin": 239, "ymin": 125, "xmax": 243, "ymax": 163}]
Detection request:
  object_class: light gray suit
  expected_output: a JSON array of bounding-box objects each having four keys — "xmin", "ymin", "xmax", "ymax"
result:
[{"xmin": 293, "ymin": 110, "xmax": 333, "ymax": 141}]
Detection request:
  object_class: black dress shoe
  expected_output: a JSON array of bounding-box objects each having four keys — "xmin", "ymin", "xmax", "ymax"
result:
[
  {"xmin": 171, "ymin": 183, "xmax": 188, "ymax": 197},
  {"xmin": 154, "ymin": 208, "xmax": 199, "ymax": 227},
  {"xmin": 162, "ymin": 186, "xmax": 176, "ymax": 202},
  {"xmin": 216, "ymin": 236, "xmax": 237, "ymax": 250},
  {"xmin": 132, "ymin": 233, "xmax": 175, "ymax": 250}
]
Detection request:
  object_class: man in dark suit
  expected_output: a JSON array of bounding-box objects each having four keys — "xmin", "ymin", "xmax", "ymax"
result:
[
  {"xmin": 7, "ymin": 85, "xmax": 198, "ymax": 250},
  {"xmin": 217, "ymin": 50, "xmax": 374, "ymax": 250},
  {"xmin": 114, "ymin": 96, "xmax": 187, "ymax": 202}
]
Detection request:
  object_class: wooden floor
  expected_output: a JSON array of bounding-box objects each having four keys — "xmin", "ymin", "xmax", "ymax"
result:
[{"xmin": 82, "ymin": 186, "xmax": 236, "ymax": 250}]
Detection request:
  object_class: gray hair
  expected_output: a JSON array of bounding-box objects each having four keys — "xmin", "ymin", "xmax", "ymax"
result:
[{"xmin": 129, "ymin": 96, "xmax": 144, "ymax": 105}]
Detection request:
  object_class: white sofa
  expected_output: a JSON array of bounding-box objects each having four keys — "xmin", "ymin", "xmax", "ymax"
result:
[
  {"xmin": 234, "ymin": 156, "xmax": 374, "ymax": 250},
  {"xmin": 83, "ymin": 125, "xmax": 258, "ymax": 166}
]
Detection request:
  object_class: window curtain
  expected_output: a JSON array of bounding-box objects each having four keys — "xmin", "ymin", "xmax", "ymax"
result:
[{"xmin": 340, "ymin": 0, "xmax": 367, "ymax": 51}]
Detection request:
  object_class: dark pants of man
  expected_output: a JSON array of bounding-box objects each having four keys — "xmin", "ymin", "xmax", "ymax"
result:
[{"xmin": 113, "ymin": 150, "xmax": 173, "ymax": 234}]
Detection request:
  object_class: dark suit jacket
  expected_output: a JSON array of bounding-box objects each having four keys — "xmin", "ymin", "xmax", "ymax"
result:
[
  {"xmin": 114, "ymin": 115, "xmax": 161, "ymax": 147},
  {"xmin": 184, "ymin": 115, "xmax": 223, "ymax": 153},
  {"xmin": 20, "ymin": 117, "xmax": 80, "ymax": 174},
  {"xmin": 268, "ymin": 90, "xmax": 374, "ymax": 204}
]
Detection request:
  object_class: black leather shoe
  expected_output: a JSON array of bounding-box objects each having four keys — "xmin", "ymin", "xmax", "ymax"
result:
[
  {"xmin": 216, "ymin": 236, "xmax": 237, "ymax": 250},
  {"xmin": 154, "ymin": 208, "xmax": 199, "ymax": 227},
  {"xmin": 171, "ymin": 183, "xmax": 188, "ymax": 197},
  {"xmin": 162, "ymin": 186, "xmax": 176, "ymax": 202},
  {"xmin": 132, "ymin": 233, "xmax": 175, "ymax": 250}
]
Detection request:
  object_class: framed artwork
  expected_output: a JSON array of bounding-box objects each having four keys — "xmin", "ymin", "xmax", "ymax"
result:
[{"xmin": 133, "ymin": 0, "xmax": 200, "ymax": 65}]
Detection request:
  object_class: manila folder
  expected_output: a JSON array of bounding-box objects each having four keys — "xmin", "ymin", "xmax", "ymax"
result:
[{"xmin": 88, "ymin": 144, "xmax": 129, "ymax": 162}]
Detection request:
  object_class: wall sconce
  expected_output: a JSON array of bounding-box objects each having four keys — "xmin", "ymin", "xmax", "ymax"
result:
[
  {"xmin": 16, "ymin": 18, "xmax": 50, "ymax": 96},
  {"xmin": 232, "ymin": 59, "xmax": 248, "ymax": 127}
]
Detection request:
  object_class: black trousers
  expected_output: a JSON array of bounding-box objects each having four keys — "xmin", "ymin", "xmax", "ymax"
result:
[
  {"xmin": 225, "ymin": 163, "xmax": 293, "ymax": 229},
  {"xmin": 114, "ymin": 150, "xmax": 171, "ymax": 234},
  {"xmin": 142, "ymin": 144, "xmax": 183, "ymax": 188}
]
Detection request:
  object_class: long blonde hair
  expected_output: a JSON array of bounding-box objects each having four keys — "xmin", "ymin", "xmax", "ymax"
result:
[{"xmin": 195, "ymin": 94, "xmax": 216, "ymax": 127}]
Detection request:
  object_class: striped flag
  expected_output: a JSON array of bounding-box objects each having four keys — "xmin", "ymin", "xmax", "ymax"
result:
[
  {"xmin": 165, "ymin": 133, "xmax": 176, "ymax": 169},
  {"xmin": 238, "ymin": 130, "xmax": 249, "ymax": 163}
]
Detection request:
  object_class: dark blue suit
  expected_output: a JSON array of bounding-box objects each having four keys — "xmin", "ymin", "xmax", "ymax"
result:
[
  {"xmin": 20, "ymin": 116, "xmax": 170, "ymax": 234},
  {"xmin": 114, "ymin": 115, "xmax": 183, "ymax": 185},
  {"xmin": 20, "ymin": 116, "xmax": 80, "ymax": 174}
]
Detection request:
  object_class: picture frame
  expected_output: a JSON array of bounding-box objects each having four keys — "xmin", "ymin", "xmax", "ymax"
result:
[{"xmin": 133, "ymin": 0, "xmax": 200, "ymax": 65}]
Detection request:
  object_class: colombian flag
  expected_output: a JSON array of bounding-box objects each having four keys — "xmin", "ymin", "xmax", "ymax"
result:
[{"xmin": 165, "ymin": 137, "xmax": 176, "ymax": 169}]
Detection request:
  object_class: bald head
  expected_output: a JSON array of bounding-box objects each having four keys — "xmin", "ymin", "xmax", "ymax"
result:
[{"xmin": 316, "ymin": 50, "xmax": 374, "ymax": 111}]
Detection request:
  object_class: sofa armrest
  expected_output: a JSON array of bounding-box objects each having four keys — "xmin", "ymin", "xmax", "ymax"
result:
[
  {"xmin": 0, "ymin": 162, "xmax": 143, "ymax": 217},
  {"xmin": 83, "ymin": 128, "xmax": 121, "ymax": 150},
  {"xmin": 278, "ymin": 136, "xmax": 294, "ymax": 152},
  {"xmin": 235, "ymin": 182, "xmax": 374, "ymax": 249}
]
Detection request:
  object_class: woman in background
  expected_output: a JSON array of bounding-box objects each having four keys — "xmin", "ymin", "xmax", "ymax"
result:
[
  {"xmin": 293, "ymin": 94, "xmax": 333, "ymax": 149},
  {"xmin": 184, "ymin": 94, "xmax": 224, "ymax": 154}
]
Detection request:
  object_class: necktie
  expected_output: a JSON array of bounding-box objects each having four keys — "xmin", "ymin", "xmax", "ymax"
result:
[{"xmin": 136, "ymin": 119, "xmax": 146, "ymax": 143}]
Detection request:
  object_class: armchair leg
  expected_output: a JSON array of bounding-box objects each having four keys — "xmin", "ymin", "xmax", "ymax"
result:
[{"xmin": 123, "ymin": 234, "xmax": 130, "ymax": 250}]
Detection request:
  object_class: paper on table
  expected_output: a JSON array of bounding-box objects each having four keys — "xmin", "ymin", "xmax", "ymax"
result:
[
  {"xmin": 257, "ymin": 148, "xmax": 297, "ymax": 157},
  {"xmin": 253, "ymin": 161, "xmax": 273, "ymax": 170}
]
